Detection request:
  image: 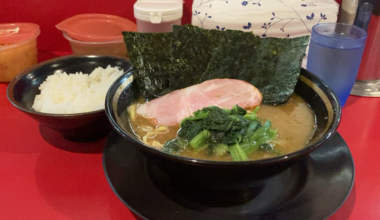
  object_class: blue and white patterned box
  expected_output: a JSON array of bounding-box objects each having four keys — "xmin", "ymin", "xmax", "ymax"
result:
[{"xmin": 191, "ymin": 0, "xmax": 339, "ymax": 67}]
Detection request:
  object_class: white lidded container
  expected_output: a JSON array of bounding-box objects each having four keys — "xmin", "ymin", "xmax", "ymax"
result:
[{"xmin": 134, "ymin": 0, "xmax": 183, "ymax": 33}]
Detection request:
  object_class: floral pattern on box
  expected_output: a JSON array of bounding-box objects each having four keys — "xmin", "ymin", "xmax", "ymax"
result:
[
  {"xmin": 191, "ymin": 0, "xmax": 339, "ymax": 67},
  {"xmin": 192, "ymin": 0, "xmax": 338, "ymax": 38}
]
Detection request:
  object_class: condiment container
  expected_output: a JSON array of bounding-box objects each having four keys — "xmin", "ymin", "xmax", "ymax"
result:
[
  {"xmin": 338, "ymin": 0, "xmax": 359, "ymax": 25},
  {"xmin": 134, "ymin": 0, "xmax": 183, "ymax": 33},
  {"xmin": 0, "ymin": 23, "xmax": 40, "ymax": 82},
  {"xmin": 354, "ymin": 2, "xmax": 373, "ymax": 31},
  {"xmin": 351, "ymin": 9, "xmax": 380, "ymax": 96},
  {"xmin": 56, "ymin": 14, "xmax": 136, "ymax": 57},
  {"xmin": 62, "ymin": 32, "xmax": 129, "ymax": 57}
]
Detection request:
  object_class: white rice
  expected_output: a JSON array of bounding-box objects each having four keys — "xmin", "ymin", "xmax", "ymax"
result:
[{"xmin": 32, "ymin": 65, "xmax": 123, "ymax": 114}]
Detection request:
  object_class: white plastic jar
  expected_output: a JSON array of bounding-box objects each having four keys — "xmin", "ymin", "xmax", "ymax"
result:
[{"xmin": 134, "ymin": 0, "xmax": 183, "ymax": 33}]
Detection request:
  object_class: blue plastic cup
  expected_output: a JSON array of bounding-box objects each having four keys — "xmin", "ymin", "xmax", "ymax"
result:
[{"xmin": 306, "ymin": 23, "xmax": 367, "ymax": 107}]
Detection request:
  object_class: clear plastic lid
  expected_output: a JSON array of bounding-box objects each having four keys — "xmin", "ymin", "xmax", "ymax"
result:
[
  {"xmin": 56, "ymin": 14, "xmax": 137, "ymax": 42},
  {"xmin": 134, "ymin": 0, "xmax": 183, "ymax": 23},
  {"xmin": 0, "ymin": 23, "xmax": 39, "ymax": 44}
]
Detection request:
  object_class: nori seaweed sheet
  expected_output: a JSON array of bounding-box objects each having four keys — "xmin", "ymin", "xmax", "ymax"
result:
[
  {"xmin": 123, "ymin": 25, "xmax": 309, "ymax": 105},
  {"xmin": 202, "ymin": 35, "xmax": 310, "ymax": 104},
  {"xmin": 122, "ymin": 31, "xmax": 173, "ymax": 99},
  {"xmin": 200, "ymin": 30, "xmax": 261, "ymax": 80},
  {"xmin": 169, "ymin": 25, "xmax": 224, "ymax": 90},
  {"xmin": 247, "ymin": 36, "xmax": 309, "ymax": 104}
]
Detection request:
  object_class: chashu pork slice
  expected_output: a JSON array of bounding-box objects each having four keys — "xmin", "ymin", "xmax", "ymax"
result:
[{"xmin": 136, "ymin": 79, "xmax": 262, "ymax": 126}]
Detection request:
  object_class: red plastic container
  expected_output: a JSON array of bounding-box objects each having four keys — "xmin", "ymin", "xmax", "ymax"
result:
[
  {"xmin": 56, "ymin": 14, "xmax": 136, "ymax": 56},
  {"xmin": 0, "ymin": 23, "xmax": 40, "ymax": 82}
]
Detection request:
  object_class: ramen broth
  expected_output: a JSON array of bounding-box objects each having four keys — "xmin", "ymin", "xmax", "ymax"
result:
[{"xmin": 128, "ymin": 94, "xmax": 316, "ymax": 161}]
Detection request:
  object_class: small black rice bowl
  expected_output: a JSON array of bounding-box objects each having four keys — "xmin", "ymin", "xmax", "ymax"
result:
[
  {"xmin": 105, "ymin": 68, "xmax": 341, "ymax": 205},
  {"xmin": 7, "ymin": 55, "xmax": 132, "ymax": 142}
]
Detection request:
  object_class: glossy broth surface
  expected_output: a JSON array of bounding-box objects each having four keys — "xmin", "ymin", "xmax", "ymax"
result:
[{"xmin": 128, "ymin": 94, "xmax": 316, "ymax": 161}]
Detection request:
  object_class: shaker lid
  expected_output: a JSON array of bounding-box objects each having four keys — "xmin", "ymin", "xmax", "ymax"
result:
[
  {"xmin": 0, "ymin": 23, "xmax": 39, "ymax": 44},
  {"xmin": 56, "ymin": 14, "xmax": 137, "ymax": 42},
  {"xmin": 134, "ymin": 0, "xmax": 183, "ymax": 23}
]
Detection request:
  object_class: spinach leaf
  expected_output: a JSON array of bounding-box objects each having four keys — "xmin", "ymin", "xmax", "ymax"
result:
[
  {"xmin": 162, "ymin": 105, "xmax": 278, "ymax": 161},
  {"xmin": 178, "ymin": 119, "xmax": 203, "ymax": 141}
]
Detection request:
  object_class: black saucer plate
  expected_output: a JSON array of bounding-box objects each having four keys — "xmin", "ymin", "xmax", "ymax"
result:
[{"xmin": 103, "ymin": 131, "xmax": 354, "ymax": 220}]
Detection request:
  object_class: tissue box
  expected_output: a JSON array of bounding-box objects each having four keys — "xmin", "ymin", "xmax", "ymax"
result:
[
  {"xmin": 191, "ymin": 0, "xmax": 339, "ymax": 67},
  {"xmin": 191, "ymin": 0, "xmax": 339, "ymax": 38}
]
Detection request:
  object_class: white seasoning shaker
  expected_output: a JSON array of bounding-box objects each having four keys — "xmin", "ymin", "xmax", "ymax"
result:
[{"xmin": 134, "ymin": 0, "xmax": 183, "ymax": 33}]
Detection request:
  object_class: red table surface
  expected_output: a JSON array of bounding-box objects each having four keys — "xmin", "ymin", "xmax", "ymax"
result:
[
  {"xmin": 2, "ymin": 72, "xmax": 380, "ymax": 220},
  {"xmin": 1, "ymin": 0, "xmax": 379, "ymax": 219}
]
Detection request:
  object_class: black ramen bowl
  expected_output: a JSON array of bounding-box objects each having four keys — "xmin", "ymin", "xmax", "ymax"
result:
[
  {"xmin": 105, "ymin": 68, "xmax": 341, "ymax": 205},
  {"xmin": 7, "ymin": 55, "xmax": 132, "ymax": 142}
]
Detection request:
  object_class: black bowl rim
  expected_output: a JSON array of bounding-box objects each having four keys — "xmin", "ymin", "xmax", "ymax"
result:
[
  {"xmin": 105, "ymin": 69, "xmax": 342, "ymax": 167},
  {"xmin": 7, "ymin": 54, "xmax": 131, "ymax": 118}
]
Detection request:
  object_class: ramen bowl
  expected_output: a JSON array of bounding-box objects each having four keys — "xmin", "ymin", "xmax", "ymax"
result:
[
  {"xmin": 7, "ymin": 55, "xmax": 132, "ymax": 142},
  {"xmin": 105, "ymin": 68, "xmax": 341, "ymax": 204}
]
